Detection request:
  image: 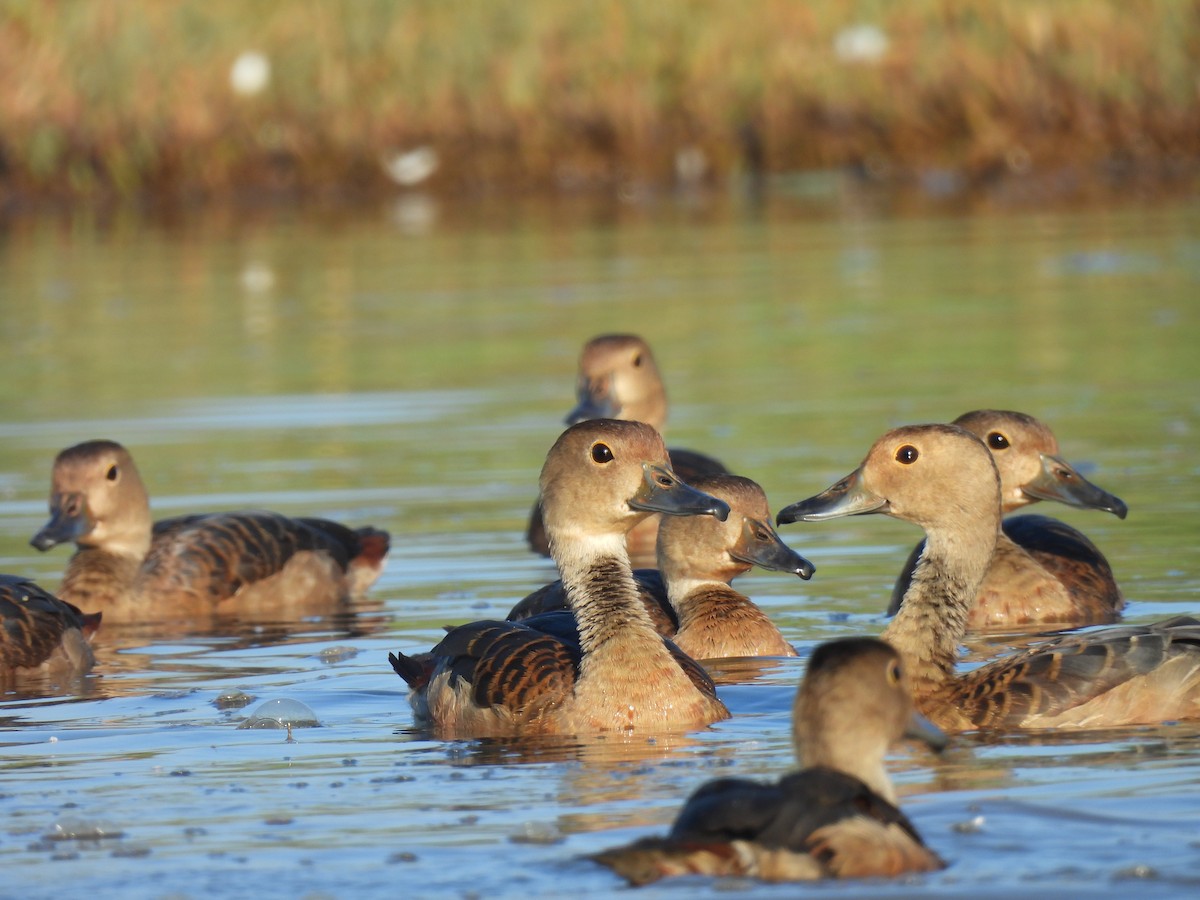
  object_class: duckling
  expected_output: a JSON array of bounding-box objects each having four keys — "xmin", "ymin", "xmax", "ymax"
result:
[
  {"xmin": 591, "ymin": 636, "xmax": 946, "ymax": 885},
  {"xmin": 510, "ymin": 474, "xmax": 814, "ymax": 659},
  {"xmin": 527, "ymin": 334, "xmax": 728, "ymax": 562},
  {"xmin": 0, "ymin": 574, "xmax": 100, "ymax": 677},
  {"xmin": 390, "ymin": 419, "xmax": 732, "ymax": 737},
  {"xmin": 889, "ymin": 410, "xmax": 1127, "ymax": 627},
  {"xmin": 30, "ymin": 440, "xmax": 391, "ymax": 624},
  {"xmin": 778, "ymin": 424, "xmax": 1200, "ymax": 731}
]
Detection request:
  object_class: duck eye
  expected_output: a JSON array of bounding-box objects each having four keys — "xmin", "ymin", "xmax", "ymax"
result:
[
  {"xmin": 591, "ymin": 443, "xmax": 614, "ymax": 463},
  {"xmin": 886, "ymin": 660, "xmax": 902, "ymax": 685},
  {"xmin": 631, "ymin": 354, "xmax": 642, "ymax": 367},
  {"xmin": 106, "ymin": 465, "xmax": 119, "ymax": 481},
  {"xmin": 987, "ymin": 432, "xmax": 1009, "ymax": 450},
  {"xmin": 895, "ymin": 445, "xmax": 919, "ymax": 465}
]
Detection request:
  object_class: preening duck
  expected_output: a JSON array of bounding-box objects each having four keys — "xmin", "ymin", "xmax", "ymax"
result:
[
  {"xmin": 511, "ymin": 473, "xmax": 813, "ymax": 659},
  {"xmin": 526, "ymin": 334, "xmax": 727, "ymax": 561},
  {"xmin": 31, "ymin": 440, "xmax": 390, "ymax": 624},
  {"xmin": 778, "ymin": 424, "xmax": 1200, "ymax": 731},
  {"xmin": 889, "ymin": 410, "xmax": 1127, "ymax": 627},
  {"xmin": 592, "ymin": 636, "xmax": 946, "ymax": 884},
  {"xmin": 391, "ymin": 419, "xmax": 732, "ymax": 737}
]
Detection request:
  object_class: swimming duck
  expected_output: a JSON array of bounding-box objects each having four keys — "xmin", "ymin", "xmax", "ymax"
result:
[
  {"xmin": 30, "ymin": 440, "xmax": 391, "ymax": 624},
  {"xmin": 0, "ymin": 574, "xmax": 100, "ymax": 677},
  {"xmin": 889, "ymin": 410, "xmax": 1127, "ymax": 627},
  {"xmin": 777, "ymin": 424, "xmax": 1200, "ymax": 731},
  {"xmin": 510, "ymin": 473, "xmax": 814, "ymax": 659},
  {"xmin": 526, "ymin": 334, "xmax": 728, "ymax": 562},
  {"xmin": 591, "ymin": 636, "xmax": 946, "ymax": 884},
  {"xmin": 390, "ymin": 419, "xmax": 732, "ymax": 737}
]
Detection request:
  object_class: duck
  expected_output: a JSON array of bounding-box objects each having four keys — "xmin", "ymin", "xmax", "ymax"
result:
[
  {"xmin": 889, "ymin": 409, "xmax": 1127, "ymax": 627},
  {"xmin": 591, "ymin": 636, "xmax": 946, "ymax": 885},
  {"xmin": 390, "ymin": 418, "xmax": 733, "ymax": 737},
  {"xmin": 0, "ymin": 574, "xmax": 101, "ymax": 677},
  {"xmin": 30, "ymin": 439, "xmax": 391, "ymax": 624},
  {"xmin": 526, "ymin": 334, "xmax": 728, "ymax": 562},
  {"xmin": 509, "ymin": 473, "xmax": 814, "ymax": 659},
  {"xmin": 777, "ymin": 424, "xmax": 1200, "ymax": 731}
]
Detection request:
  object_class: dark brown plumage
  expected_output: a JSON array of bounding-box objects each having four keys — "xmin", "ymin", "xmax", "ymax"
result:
[
  {"xmin": 592, "ymin": 637, "xmax": 946, "ymax": 885},
  {"xmin": 778, "ymin": 424, "xmax": 1200, "ymax": 731},
  {"xmin": 30, "ymin": 440, "xmax": 390, "ymax": 623},
  {"xmin": 0, "ymin": 574, "xmax": 99, "ymax": 676},
  {"xmin": 391, "ymin": 419, "xmax": 732, "ymax": 737},
  {"xmin": 527, "ymin": 335, "xmax": 727, "ymax": 562}
]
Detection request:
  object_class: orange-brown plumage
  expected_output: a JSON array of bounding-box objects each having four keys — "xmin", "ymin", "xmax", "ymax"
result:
[{"xmin": 31, "ymin": 440, "xmax": 390, "ymax": 623}]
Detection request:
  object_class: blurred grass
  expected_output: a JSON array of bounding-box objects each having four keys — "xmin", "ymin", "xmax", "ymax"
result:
[{"xmin": 1, "ymin": 0, "xmax": 1197, "ymax": 201}]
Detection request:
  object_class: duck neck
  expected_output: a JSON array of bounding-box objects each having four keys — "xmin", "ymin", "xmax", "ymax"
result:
[
  {"xmin": 555, "ymin": 533, "xmax": 672, "ymax": 674},
  {"xmin": 883, "ymin": 519, "xmax": 997, "ymax": 699}
]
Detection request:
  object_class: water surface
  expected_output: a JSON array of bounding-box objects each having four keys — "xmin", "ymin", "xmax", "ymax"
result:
[{"xmin": 1, "ymin": 186, "xmax": 1199, "ymax": 898}]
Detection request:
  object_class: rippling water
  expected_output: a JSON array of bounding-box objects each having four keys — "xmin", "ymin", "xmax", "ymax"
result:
[{"xmin": 1, "ymin": 185, "xmax": 1199, "ymax": 898}]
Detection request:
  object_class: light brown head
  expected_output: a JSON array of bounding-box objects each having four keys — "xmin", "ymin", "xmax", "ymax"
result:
[
  {"xmin": 656, "ymin": 474, "xmax": 814, "ymax": 587},
  {"xmin": 539, "ymin": 420, "xmax": 729, "ymax": 560},
  {"xmin": 953, "ymin": 410, "xmax": 1127, "ymax": 518},
  {"xmin": 565, "ymin": 334, "xmax": 668, "ymax": 429},
  {"xmin": 778, "ymin": 424, "xmax": 1001, "ymax": 540},
  {"xmin": 30, "ymin": 439, "xmax": 153, "ymax": 559},
  {"xmin": 793, "ymin": 637, "xmax": 945, "ymax": 803}
]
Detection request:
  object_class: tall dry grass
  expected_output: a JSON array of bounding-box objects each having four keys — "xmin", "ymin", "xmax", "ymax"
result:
[{"xmin": 1, "ymin": 0, "xmax": 1197, "ymax": 201}]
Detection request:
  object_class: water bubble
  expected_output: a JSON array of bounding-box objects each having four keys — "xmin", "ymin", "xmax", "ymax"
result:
[{"xmin": 238, "ymin": 698, "xmax": 319, "ymax": 729}]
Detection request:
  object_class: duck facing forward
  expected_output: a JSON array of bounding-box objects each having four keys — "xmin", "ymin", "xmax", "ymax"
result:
[
  {"xmin": 30, "ymin": 440, "xmax": 391, "ymax": 624},
  {"xmin": 591, "ymin": 636, "xmax": 946, "ymax": 885},
  {"xmin": 0, "ymin": 574, "xmax": 100, "ymax": 677},
  {"xmin": 889, "ymin": 410, "xmax": 1127, "ymax": 628},
  {"xmin": 391, "ymin": 419, "xmax": 732, "ymax": 738},
  {"xmin": 778, "ymin": 424, "xmax": 1200, "ymax": 731},
  {"xmin": 510, "ymin": 473, "xmax": 813, "ymax": 659},
  {"xmin": 526, "ymin": 334, "xmax": 728, "ymax": 561}
]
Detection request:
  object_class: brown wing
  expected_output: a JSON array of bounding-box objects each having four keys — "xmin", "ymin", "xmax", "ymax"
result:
[
  {"xmin": 954, "ymin": 616, "xmax": 1200, "ymax": 728},
  {"xmin": 1004, "ymin": 514, "xmax": 1122, "ymax": 621},
  {"xmin": 142, "ymin": 512, "xmax": 364, "ymax": 601},
  {"xmin": 0, "ymin": 575, "xmax": 93, "ymax": 670}
]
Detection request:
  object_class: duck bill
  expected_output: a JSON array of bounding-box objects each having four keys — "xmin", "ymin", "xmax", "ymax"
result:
[
  {"xmin": 904, "ymin": 710, "xmax": 948, "ymax": 752},
  {"xmin": 630, "ymin": 464, "xmax": 730, "ymax": 521},
  {"xmin": 30, "ymin": 496, "xmax": 89, "ymax": 551},
  {"xmin": 731, "ymin": 517, "xmax": 816, "ymax": 579},
  {"xmin": 1024, "ymin": 453, "xmax": 1128, "ymax": 519},
  {"xmin": 565, "ymin": 375, "xmax": 618, "ymax": 424},
  {"xmin": 775, "ymin": 468, "xmax": 888, "ymax": 525}
]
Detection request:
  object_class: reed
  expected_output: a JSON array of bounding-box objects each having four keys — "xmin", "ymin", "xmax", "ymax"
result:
[{"xmin": 2, "ymin": 0, "xmax": 1196, "ymax": 201}]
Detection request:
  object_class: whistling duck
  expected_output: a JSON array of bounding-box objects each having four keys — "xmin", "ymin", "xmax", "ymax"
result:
[
  {"xmin": 592, "ymin": 636, "xmax": 946, "ymax": 884},
  {"xmin": 30, "ymin": 440, "xmax": 390, "ymax": 623},
  {"xmin": 390, "ymin": 419, "xmax": 732, "ymax": 737},
  {"xmin": 526, "ymin": 334, "xmax": 728, "ymax": 562},
  {"xmin": 0, "ymin": 574, "xmax": 100, "ymax": 677},
  {"xmin": 778, "ymin": 424, "xmax": 1200, "ymax": 731},
  {"xmin": 890, "ymin": 410, "xmax": 1127, "ymax": 627},
  {"xmin": 510, "ymin": 473, "xmax": 814, "ymax": 658}
]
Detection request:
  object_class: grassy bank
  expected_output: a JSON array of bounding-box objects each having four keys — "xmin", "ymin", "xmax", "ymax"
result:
[{"xmin": 2, "ymin": 0, "xmax": 1197, "ymax": 203}]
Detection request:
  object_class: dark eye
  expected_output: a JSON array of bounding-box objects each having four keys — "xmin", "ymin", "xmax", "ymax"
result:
[
  {"xmin": 632, "ymin": 354, "xmax": 642, "ymax": 367},
  {"xmin": 987, "ymin": 432, "xmax": 1009, "ymax": 450},
  {"xmin": 886, "ymin": 660, "xmax": 902, "ymax": 685},
  {"xmin": 896, "ymin": 445, "xmax": 919, "ymax": 464},
  {"xmin": 656, "ymin": 472, "xmax": 674, "ymax": 488},
  {"xmin": 591, "ymin": 443, "xmax": 614, "ymax": 463},
  {"xmin": 106, "ymin": 465, "xmax": 119, "ymax": 481}
]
